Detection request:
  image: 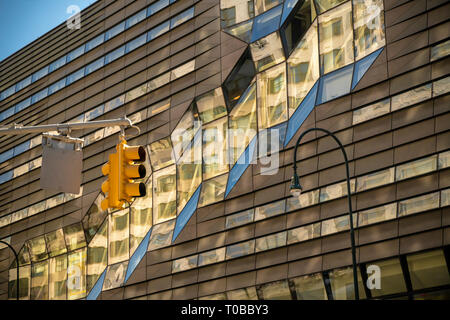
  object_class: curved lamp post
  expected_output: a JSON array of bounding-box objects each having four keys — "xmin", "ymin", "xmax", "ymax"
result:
[
  {"xmin": 0, "ymin": 240, "xmax": 19, "ymax": 300},
  {"xmin": 290, "ymin": 127, "xmax": 359, "ymax": 300}
]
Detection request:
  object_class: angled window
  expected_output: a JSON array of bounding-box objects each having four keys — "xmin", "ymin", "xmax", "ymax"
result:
[
  {"xmin": 87, "ymin": 220, "xmax": 107, "ymax": 292},
  {"xmin": 49, "ymin": 56, "xmax": 67, "ymax": 73},
  {"xmin": 257, "ymin": 280, "xmax": 292, "ymax": 300},
  {"xmin": 250, "ymin": 32, "xmax": 285, "ymax": 72},
  {"xmin": 67, "ymin": 45, "xmax": 85, "ymax": 63},
  {"xmin": 85, "ymin": 33, "xmax": 105, "ymax": 51},
  {"xmin": 149, "ymin": 137, "xmax": 175, "ymax": 171},
  {"xmin": 202, "ymin": 117, "xmax": 229, "ymax": 180},
  {"xmin": 15, "ymin": 76, "xmax": 32, "ymax": 92},
  {"xmin": 153, "ymin": 165, "xmax": 177, "ymax": 224},
  {"xmin": 220, "ymin": 0, "xmax": 254, "ymax": 28},
  {"xmin": 125, "ymin": 9, "xmax": 146, "ymax": 29},
  {"xmin": 108, "ymin": 210, "xmax": 129, "ymax": 264},
  {"xmin": 290, "ymin": 272, "xmax": 328, "ymax": 300},
  {"xmin": 407, "ymin": 249, "xmax": 450, "ymax": 291},
  {"xmin": 31, "ymin": 261, "xmax": 49, "ymax": 300},
  {"xmin": 67, "ymin": 248, "xmax": 86, "ymax": 300},
  {"xmin": 287, "ymin": 20, "xmax": 319, "ymax": 114},
  {"xmin": 318, "ymin": 2, "xmax": 353, "ymax": 74},
  {"xmin": 199, "ymin": 174, "xmax": 228, "ymax": 207},
  {"xmin": 49, "ymin": 254, "xmax": 67, "ymax": 300},
  {"xmin": 105, "ymin": 21, "xmax": 125, "ymax": 41}
]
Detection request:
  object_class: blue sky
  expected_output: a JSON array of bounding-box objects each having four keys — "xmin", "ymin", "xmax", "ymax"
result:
[{"xmin": 0, "ymin": 0, "xmax": 98, "ymax": 62}]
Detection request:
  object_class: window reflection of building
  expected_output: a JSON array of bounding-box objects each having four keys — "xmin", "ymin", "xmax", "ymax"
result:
[
  {"xmin": 319, "ymin": 2, "xmax": 353, "ymax": 74},
  {"xmin": 153, "ymin": 165, "xmax": 177, "ymax": 224},
  {"xmin": 221, "ymin": 0, "xmax": 254, "ymax": 27},
  {"xmin": 108, "ymin": 210, "xmax": 129, "ymax": 265}
]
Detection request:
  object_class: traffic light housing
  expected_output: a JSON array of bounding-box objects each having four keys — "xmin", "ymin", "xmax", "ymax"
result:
[
  {"xmin": 101, "ymin": 139, "xmax": 147, "ymax": 210},
  {"xmin": 119, "ymin": 141, "xmax": 147, "ymax": 202}
]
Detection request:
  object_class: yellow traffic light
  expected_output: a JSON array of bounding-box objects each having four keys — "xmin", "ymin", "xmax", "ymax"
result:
[
  {"xmin": 101, "ymin": 139, "xmax": 147, "ymax": 210},
  {"xmin": 101, "ymin": 151, "xmax": 121, "ymax": 211},
  {"xmin": 118, "ymin": 140, "xmax": 147, "ymax": 203}
]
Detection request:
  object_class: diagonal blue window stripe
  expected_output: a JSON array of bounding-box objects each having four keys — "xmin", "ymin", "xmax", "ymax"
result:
[
  {"xmin": 280, "ymin": 0, "xmax": 299, "ymax": 26},
  {"xmin": 225, "ymin": 136, "xmax": 257, "ymax": 198},
  {"xmin": 316, "ymin": 64, "xmax": 353, "ymax": 105},
  {"xmin": 352, "ymin": 47, "xmax": 384, "ymax": 90},
  {"xmin": 284, "ymin": 81, "xmax": 318, "ymax": 146},
  {"xmin": 172, "ymin": 185, "xmax": 202, "ymax": 241},
  {"xmin": 86, "ymin": 268, "xmax": 107, "ymax": 300},
  {"xmin": 124, "ymin": 228, "xmax": 152, "ymax": 283}
]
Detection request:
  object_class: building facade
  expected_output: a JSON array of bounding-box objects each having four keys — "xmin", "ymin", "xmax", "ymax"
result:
[{"xmin": 0, "ymin": 0, "xmax": 449, "ymax": 300}]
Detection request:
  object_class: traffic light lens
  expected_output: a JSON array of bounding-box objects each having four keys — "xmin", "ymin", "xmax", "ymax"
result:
[{"xmin": 139, "ymin": 182, "xmax": 146, "ymax": 197}]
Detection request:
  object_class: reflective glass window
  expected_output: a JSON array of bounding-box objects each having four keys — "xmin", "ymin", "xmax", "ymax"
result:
[
  {"xmin": 87, "ymin": 220, "xmax": 107, "ymax": 292},
  {"xmin": 13, "ymin": 140, "xmax": 30, "ymax": 156},
  {"xmin": 220, "ymin": 0, "xmax": 254, "ymax": 28},
  {"xmin": 103, "ymin": 261, "xmax": 128, "ymax": 290},
  {"xmin": 67, "ymin": 45, "xmax": 85, "ymax": 62},
  {"xmin": 85, "ymin": 105, "xmax": 104, "ymax": 121},
  {"xmin": 396, "ymin": 155, "xmax": 437, "ymax": 181},
  {"xmin": 31, "ymin": 88, "xmax": 48, "ymax": 103},
  {"xmin": 148, "ymin": 219, "xmax": 175, "ymax": 251},
  {"xmin": 125, "ymin": 83, "xmax": 147, "ymax": 103},
  {"xmin": 171, "ymin": 107, "xmax": 199, "ymax": 161},
  {"xmin": 250, "ymin": 32, "xmax": 285, "ymax": 72},
  {"xmin": 203, "ymin": 117, "xmax": 229, "ymax": 179},
  {"xmin": 319, "ymin": 179, "xmax": 355, "ymax": 202},
  {"xmin": 430, "ymin": 39, "xmax": 450, "ymax": 62},
  {"xmin": 170, "ymin": 7, "xmax": 194, "ymax": 29},
  {"xmin": 31, "ymin": 66, "xmax": 49, "ymax": 82},
  {"xmin": 172, "ymin": 255, "xmax": 198, "ymax": 273},
  {"xmin": 314, "ymin": 0, "xmax": 346, "ymax": 13},
  {"xmin": 15, "ymin": 76, "xmax": 32, "ymax": 92},
  {"xmin": 149, "ymin": 137, "xmax": 174, "ymax": 171},
  {"xmin": 257, "ymin": 63, "xmax": 288, "ymax": 130},
  {"xmin": 104, "ymin": 94, "xmax": 125, "ymax": 112},
  {"xmin": 369, "ymin": 258, "xmax": 407, "ymax": 298},
  {"xmin": 224, "ymin": 19, "xmax": 253, "ymax": 43},
  {"xmin": 125, "ymin": 9, "xmax": 146, "ymax": 29},
  {"xmin": 65, "ymin": 68, "xmax": 85, "ymax": 86},
  {"xmin": 64, "ymin": 223, "xmax": 86, "ymax": 252},
  {"xmin": 105, "ymin": 45, "xmax": 125, "ymax": 64},
  {"xmin": 82, "ymin": 192, "xmax": 107, "ymax": 243},
  {"xmin": 11, "ymin": 209, "xmax": 28, "ymax": 224},
  {"xmin": 147, "ymin": 21, "xmax": 170, "ymax": 41},
  {"xmin": 318, "ymin": 2, "xmax": 353, "ymax": 74},
  {"xmin": 48, "ymin": 78, "xmax": 66, "ymax": 95},
  {"xmin": 223, "ymin": 48, "xmax": 256, "ymax": 109},
  {"xmin": 125, "ymin": 34, "xmax": 146, "ymax": 53},
  {"xmin": 199, "ymin": 293, "xmax": 227, "ymax": 300},
  {"xmin": 31, "ymin": 261, "xmax": 48, "ymax": 300},
  {"xmin": 287, "ymin": 21, "xmax": 319, "ymax": 114},
  {"xmin": 49, "ymin": 254, "xmax": 67, "ymax": 300},
  {"xmin": 290, "ymin": 273, "xmax": 328, "ymax": 300},
  {"xmin": 177, "ymin": 134, "xmax": 202, "ymax": 213},
  {"xmin": 226, "ymin": 239, "xmax": 255, "ymax": 259},
  {"xmin": 67, "ymin": 248, "xmax": 87, "ymax": 300},
  {"xmin": 257, "ymin": 280, "xmax": 292, "ymax": 300},
  {"xmin": 28, "ymin": 200, "xmax": 46, "ymax": 216},
  {"xmin": 229, "ymin": 83, "xmax": 257, "ymax": 163},
  {"xmin": 281, "ymin": 0, "xmax": 315, "ymax": 54},
  {"xmin": 414, "ymin": 289, "xmax": 450, "ymax": 300},
  {"xmin": 407, "ymin": 249, "xmax": 450, "ymax": 290},
  {"xmin": 316, "ymin": 63, "xmax": 353, "ymax": 104},
  {"xmin": 391, "ymin": 83, "xmax": 432, "ymax": 111},
  {"xmin": 198, "ymin": 174, "xmax": 228, "ymax": 207},
  {"xmin": 352, "ymin": 98, "xmax": 390, "ymax": 124},
  {"xmin": 85, "ymin": 57, "xmax": 104, "ymax": 75},
  {"xmin": 353, "ymin": 0, "xmax": 385, "ymax": 60},
  {"xmin": 1, "ymin": 85, "xmax": 15, "ymax": 100},
  {"xmin": 108, "ymin": 209, "xmax": 129, "ymax": 264},
  {"xmin": 255, "ymin": 231, "xmax": 286, "ymax": 252},
  {"xmin": 105, "ymin": 21, "xmax": 125, "ymax": 40},
  {"xmin": 85, "ymin": 33, "xmax": 105, "ymax": 51},
  {"xmin": 328, "ymin": 266, "xmax": 366, "ymax": 300},
  {"xmin": 227, "ymin": 287, "xmax": 258, "ymax": 300},
  {"xmin": 442, "ymin": 188, "xmax": 450, "ymax": 207},
  {"xmin": 130, "ymin": 182, "xmax": 153, "ymax": 254},
  {"xmin": 433, "ymin": 76, "xmax": 450, "ymax": 97},
  {"xmin": 8, "ymin": 265, "xmax": 30, "ymax": 300},
  {"xmin": 356, "ymin": 167, "xmax": 394, "ymax": 192},
  {"xmin": 358, "ymin": 203, "xmax": 397, "ymax": 227},
  {"xmin": 287, "ymin": 222, "xmax": 321, "ymax": 244},
  {"xmin": 49, "ymin": 56, "xmax": 67, "ymax": 73},
  {"xmin": 27, "ymin": 236, "xmax": 48, "ymax": 262},
  {"xmin": 321, "ymin": 214, "xmax": 357, "ymax": 236},
  {"xmin": 286, "ymin": 190, "xmax": 319, "ymax": 211},
  {"xmin": 226, "ymin": 208, "xmax": 254, "ymax": 229},
  {"xmin": 251, "ymin": 5, "xmax": 283, "ymax": 42},
  {"xmin": 153, "ymin": 165, "xmax": 177, "ymax": 224},
  {"xmin": 0, "ymin": 106, "xmax": 15, "ymax": 121},
  {"xmin": 255, "ymin": 0, "xmax": 282, "ymax": 16},
  {"xmin": 45, "ymin": 229, "xmax": 67, "ymax": 257},
  {"xmin": 255, "ymin": 199, "xmax": 286, "ymax": 221},
  {"xmin": 398, "ymin": 192, "xmax": 440, "ymax": 217},
  {"xmin": 171, "ymin": 60, "xmax": 195, "ymax": 80},
  {"xmin": 196, "ymin": 87, "xmax": 227, "ymax": 124},
  {"xmin": 198, "ymin": 247, "xmax": 226, "ymax": 266},
  {"xmin": 148, "ymin": 0, "xmax": 169, "ymax": 17}
]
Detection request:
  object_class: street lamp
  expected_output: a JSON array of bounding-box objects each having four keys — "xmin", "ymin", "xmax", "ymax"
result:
[
  {"xmin": 0, "ymin": 240, "xmax": 19, "ymax": 300},
  {"xmin": 290, "ymin": 127, "xmax": 359, "ymax": 300}
]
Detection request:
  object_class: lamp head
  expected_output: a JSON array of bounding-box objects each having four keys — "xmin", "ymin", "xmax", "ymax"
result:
[{"xmin": 290, "ymin": 173, "xmax": 302, "ymax": 197}]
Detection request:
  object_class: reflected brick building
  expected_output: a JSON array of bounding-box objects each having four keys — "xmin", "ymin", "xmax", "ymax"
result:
[{"xmin": 0, "ymin": 0, "xmax": 449, "ymax": 300}]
